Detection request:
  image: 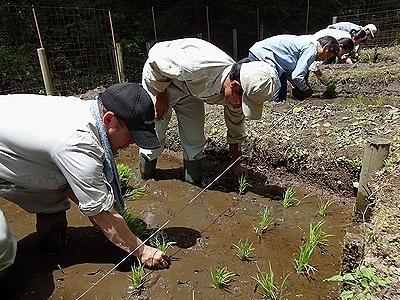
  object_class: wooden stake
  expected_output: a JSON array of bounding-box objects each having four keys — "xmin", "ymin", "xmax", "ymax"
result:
[{"xmin": 355, "ymin": 137, "xmax": 391, "ymax": 220}]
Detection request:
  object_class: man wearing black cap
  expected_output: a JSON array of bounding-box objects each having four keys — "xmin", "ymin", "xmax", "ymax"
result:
[{"xmin": 0, "ymin": 83, "xmax": 170, "ymax": 281}]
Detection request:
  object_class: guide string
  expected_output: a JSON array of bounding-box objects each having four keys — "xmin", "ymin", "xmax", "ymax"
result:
[{"xmin": 76, "ymin": 156, "xmax": 241, "ymax": 299}]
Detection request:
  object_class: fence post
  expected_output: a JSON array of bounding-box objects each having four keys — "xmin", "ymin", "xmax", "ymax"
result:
[
  {"xmin": 37, "ymin": 48, "xmax": 54, "ymax": 95},
  {"xmin": 260, "ymin": 24, "xmax": 264, "ymax": 40},
  {"xmin": 232, "ymin": 29, "xmax": 238, "ymax": 61},
  {"xmin": 354, "ymin": 137, "xmax": 391, "ymax": 220},
  {"xmin": 116, "ymin": 43, "xmax": 126, "ymax": 82}
]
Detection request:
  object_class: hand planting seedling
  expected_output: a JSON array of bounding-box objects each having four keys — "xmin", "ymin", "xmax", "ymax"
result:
[
  {"xmin": 154, "ymin": 236, "xmax": 176, "ymax": 254},
  {"xmin": 252, "ymin": 263, "xmax": 291, "ymax": 300},
  {"xmin": 128, "ymin": 262, "xmax": 146, "ymax": 295},
  {"xmin": 254, "ymin": 206, "xmax": 273, "ymax": 239},
  {"xmin": 233, "ymin": 237, "xmax": 254, "ymax": 261},
  {"xmin": 238, "ymin": 172, "xmax": 251, "ymax": 195},
  {"xmin": 210, "ymin": 266, "xmax": 235, "ymax": 289}
]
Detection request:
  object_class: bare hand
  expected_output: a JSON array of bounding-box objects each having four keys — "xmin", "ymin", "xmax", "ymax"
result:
[
  {"xmin": 141, "ymin": 246, "xmax": 171, "ymax": 270},
  {"xmin": 154, "ymin": 92, "xmax": 169, "ymax": 120},
  {"xmin": 232, "ymin": 162, "xmax": 248, "ymax": 178}
]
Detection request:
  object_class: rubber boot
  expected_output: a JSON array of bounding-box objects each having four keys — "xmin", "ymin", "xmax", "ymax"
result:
[
  {"xmin": 184, "ymin": 159, "xmax": 203, "ymax": 187},
  {"xmin": 139, "ymin": 154, "xmax": 157, "ymax": 180},
  {"xmin": 36, "ymin": 211, "xmax": 67, "ymax": 255}
]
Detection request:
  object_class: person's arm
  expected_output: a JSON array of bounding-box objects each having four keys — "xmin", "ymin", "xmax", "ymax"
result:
[
  {"xmin": 291, "ymin": 44, "xmax": 317, "ymax": 90},
  {"xmin": 154, "ymin": 90, "xmax": 169, "ymax": 120},
  {"xmin": 63, "ymin": 186, "xmax": 170, "ymax": 269},
  {"xmin": 223, "ymin": 106, "xmax": 248, "ymax": 178},
  {"xmin": 229, "ymin": 143, "xmax": 248, "ymax": 178}
]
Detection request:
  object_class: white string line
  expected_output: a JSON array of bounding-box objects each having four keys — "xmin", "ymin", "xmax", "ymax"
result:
[{"xmin": 76, "ymin": 156, "xmax": 241, "ymax": 299}]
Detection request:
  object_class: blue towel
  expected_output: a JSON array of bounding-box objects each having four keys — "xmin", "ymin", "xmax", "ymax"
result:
[{"xmin": 90, "ymin": 99, "xmax": 124, "ymax": 213}]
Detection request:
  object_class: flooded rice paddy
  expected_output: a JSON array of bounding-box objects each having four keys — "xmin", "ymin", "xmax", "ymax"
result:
[{"xmin": 1, "ymin": 147, "xmax": 355, "ymax": 299}]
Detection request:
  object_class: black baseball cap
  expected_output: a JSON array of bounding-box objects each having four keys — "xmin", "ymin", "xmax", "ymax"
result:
[{"xmin": 100, "ymin": 83, "xmax": 160, "ymax": 149}]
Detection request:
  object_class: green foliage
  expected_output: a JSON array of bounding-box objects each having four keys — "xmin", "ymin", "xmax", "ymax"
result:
[
  {"xmin": 154, "ymin": 236, "xmax": 176, "ymax": 254},
  {"xmin": 254, "ymin": 206, "xmax": 273, "ymax": 238},
  {"xmin": 319, "ymin": 200, "xmax": 333, "ymax": 216},
  {"xmin": 233, "ymin": 237, "xmax": 254, "ymax": 261},
  {"xmin": 326, "ymin": 267, "xmax": 391, "ymax": 299},
  {"xmin": 324, "ymin": 81, "xmax": 338, "ymax": 99},
  {"xmin": 288, "ymin": 144, "xmax": 308, "ymax": 162},
  {"xmin": 121, "ymin": 208, "xmax": 149, "ymax": 239},
  {"xmin": 252, "ymin": 263, "xmax": 290, "ymax": 300},
  {"xmin": 238, "ymin": 173, "xmax": 252, "ymax": 195},
  {"xmin": 295, "ymin": 220, "xmax": 333, "ymax": 275},
  {"xmin": 375, "ymin": 93, "xmax": 384, "ymax": 106},
  {"xmin": 210, "ymin": 266, "xmax": 235, "ymax": 289},
  {"xmin": 128, "ymin": 262, "xmax": 146, "ymax": 295},
  {"xmin": 117, "ymin": 163, "xmax": 147, "ymax": 200},
  {"xmin": 281, "ymin": 187, "xmax": 296, "ymax": 208}
]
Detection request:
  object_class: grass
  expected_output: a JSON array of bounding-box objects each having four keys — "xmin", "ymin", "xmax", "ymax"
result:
[
  {"xmin": 254, "ymin": 206, "xmax": 273, "ymax": 238},
  {"xmin": 128, "ymin": 262, "xmax": 146, "ymax": 295},
  {"xmin": 210, "ymin": 266, "xmax": 235, "ymax": 289},
  {"xmin": 154, "ymin": 235, "xmax": 176, "ymax": 254},
  {"xmin": 252, "ymin": 263, "xmax": 290, "ymax": 300},
  {"xmin": 238, "ymin": 173, "xmax": 252, "ymax": 195},
  {"xmin": 233, "ymin": 237, "xmax": 254, "ymax": 261},
  {"xmin": 121, "ymin": 208, "xmax": 149, "ymax": 239}
]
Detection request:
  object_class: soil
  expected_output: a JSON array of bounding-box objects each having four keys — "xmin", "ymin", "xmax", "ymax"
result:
[{"xmin": 1, "ymin": 46, "xmax": 399, "ymax": 299}]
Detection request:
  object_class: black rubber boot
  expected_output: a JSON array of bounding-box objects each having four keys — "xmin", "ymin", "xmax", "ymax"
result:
[
  {"xmin": 139, "ymin": 154, "xmax": 157, "ymax": 180},
  {"xmin": 184, "ymin": 159, "xmax": 203, "ymax": 187},
  {"xmin": 36, "ymin": 211, "xmax": 67, "ymax": 255}
]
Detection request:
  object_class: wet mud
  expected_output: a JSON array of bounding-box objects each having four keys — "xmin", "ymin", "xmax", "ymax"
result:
[{"xmin": 1, "ymin": 147, "xmax": 356, "ymax": 299}]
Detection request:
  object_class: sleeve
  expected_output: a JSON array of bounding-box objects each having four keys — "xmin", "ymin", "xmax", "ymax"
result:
[
  {"xmin": 52, "ymin": 131, "xmax": 115, "ymax": 217},
  {"xmin": 223, "ymin": 105, "xmax": 247, "ymax": 145},
  {"xmin": 291, "ymin": 44, "xmax": 317, "ymax": 90}
]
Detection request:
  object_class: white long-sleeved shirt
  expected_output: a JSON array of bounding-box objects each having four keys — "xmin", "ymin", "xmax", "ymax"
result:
[
  {"xmin": 144, "ymin": 38, "xmax": 246, "ymax": 145},
  {"xmin": 0, "ymin": 94, "xmax": 115, "ymax": 216}
]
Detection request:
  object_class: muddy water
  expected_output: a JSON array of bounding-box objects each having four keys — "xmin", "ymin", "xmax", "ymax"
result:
[{"xmin": 1, "ymin": 146, "xmax": 355, "ymax": 299}]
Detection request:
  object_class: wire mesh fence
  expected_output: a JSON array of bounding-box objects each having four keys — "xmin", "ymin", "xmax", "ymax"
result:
[
  {"xmin": 0, "ymin": 5, "xmax": 117, "ymax": 95},
  {"xmin": 335, "ymin": 0, "xmax": 400, "ymax": 47},
  {"xmin": 1, "ymin": 3, "xmax": 399, "ymax": 96}
]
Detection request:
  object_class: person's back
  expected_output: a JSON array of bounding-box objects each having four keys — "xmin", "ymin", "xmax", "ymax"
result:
[
  {"xmin": 0, "ymin": 94, "xmax": 94, "ymax": 189},
  {"xmin": 249, "ymin": 34, "xmax": 318, "ymax": 78},
  {"xmin": 327, "ymin": 21, "xmax": 362, "ymax": 33}
]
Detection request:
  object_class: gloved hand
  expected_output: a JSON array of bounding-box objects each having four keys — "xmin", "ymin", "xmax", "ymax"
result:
[
  {"xmin": 292, "ymin": 86, "xmax": 313, "ymax": 100},
  {"xmin": 318, "ymin": 74, "xmax": 331, "ymax": 86}
]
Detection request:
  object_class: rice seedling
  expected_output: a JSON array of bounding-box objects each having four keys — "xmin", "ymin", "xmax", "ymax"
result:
[
  {"xmin": 210, "ymin": 266, "xmax": 235, "ymax": 289},
  {"xmin": 295, "ymin": 241, "xmax": 317, "ymax": 275},
  {"xmin": 295, "ymin": 220, "xmax": 333, "ymax": 275},
  {"xmin": 318, "ymin": 200, "xmax": 333, "ymax": 216},
  {"xmin": 238, "ymin": 172, "xmax": 252, "ymax": 195},
  {"xmin": 128, "ymin": 262, "xmax": 146, "ymax": 295},
  {"xmin": 233, "ymin": 237, "xmax": 254, "ymax": 261},
  {"xmin": 121, "ymin": 208, "xmax": 149, "ymax": 239},
  {"xmin": 309, "ymin": 220, "xmax": 333, "ymax": 247},
  {"xmin": 252, "ymin": 263, "xmax": 291, "ymax": 300},
  {"xmin": 281, "ymin": 187, "xmax": 296, "ymax": 208},
  {"xmin": 375, "ymin": 93, "xmax": 384, "ymax": 106},
  {"xmin": 154, "ymin": 235, "xmax": 176, "ymax": 254},
  {"xmin": 254, "ymin": 206, "xmax": 273, "ymax": 238},
  {"xmin": 117, "ymin": 162, "xmax": 147, "ymax": 200}
]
